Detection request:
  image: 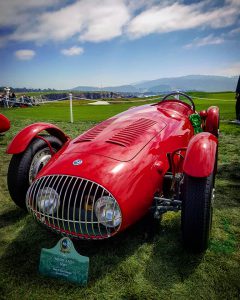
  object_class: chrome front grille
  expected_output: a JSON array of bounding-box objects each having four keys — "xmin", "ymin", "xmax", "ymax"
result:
[{"xmin": 26, "ymin": 175, "xmax": 122, "ymax": 239}]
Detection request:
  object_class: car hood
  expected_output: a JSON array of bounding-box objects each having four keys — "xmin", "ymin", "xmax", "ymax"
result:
[{"xmin": 63, "ymin": 108, "xmax": 167, "ymax": 162}]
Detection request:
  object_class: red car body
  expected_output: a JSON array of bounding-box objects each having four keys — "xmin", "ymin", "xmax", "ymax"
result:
[
  {"xmin": 7, "ymin": 96, "xmax": 219, "ymax": 246},
  {"xmin": 0, "ymin": 114, "xmax": 10, "ymax": 133}
]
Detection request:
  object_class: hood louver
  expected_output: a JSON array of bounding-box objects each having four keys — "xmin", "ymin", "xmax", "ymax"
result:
[
  {"xmin": 75, "ymin": 118, "xmax": 116, "ymax": 142},
  {"xmin": 106, "ymin": 118, "xmax": 157, "ymax": 147}
]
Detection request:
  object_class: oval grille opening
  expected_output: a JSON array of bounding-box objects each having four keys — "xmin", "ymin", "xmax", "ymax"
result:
[{"xmin": 26, "ymin": 175, "xmax": 121, "ymax": 239}]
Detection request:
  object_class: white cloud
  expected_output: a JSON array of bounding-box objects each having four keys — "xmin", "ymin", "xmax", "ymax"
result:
[
  {"xmin": 0, "ymin": 36, "xmax": 7, "ymax": 48},
  {"xmin": 125, "ymin": 0, "xmax": 170, "ymax": 12},
  {"xmin": 184, "ymin": 34, "xmax": 225, "ymax": 49},
  {"xmin": 228, "ymin": 27, "xmax": 240, "ymax": 36},
  {"xmin": 61, "ymin": 46, "xmax": 84, "ymax": 56},
  {"xmin": 78, "ymin": 1, "xmax": 130, "ymax": 42},
  {"xmin": 127, "ymin": 1, "xmax": 239, "ymax": 38},
  {"xmin": 8, "ymin": 0, "xmax": 130, "ymax": 44},
  {"xmin": 209, "ymin": 62, "xmax": 240, "ymax": 77},
  {"xmin": 0, "ymin": 0, "xmax": 63, "ymax": 27},
  {"xmin": 226, "ymin": 0, "xmax": 240, "ymax": 6},
  {"xmin": 0, "ymin": 0, "xmax": 239, "ymax": 47},
  {"xmin": 184, "ymin": 24, "xmax": 240, "ymax": 49},
  {"xmin": 15, "ymin": 49, "xmax": 36, "ymax": 60},
  {"xmin": 220, "ymin": 63, "xmax": 240, "ymax": 77}
]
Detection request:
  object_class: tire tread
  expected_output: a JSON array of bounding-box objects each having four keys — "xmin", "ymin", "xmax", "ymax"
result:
[
  {"xmin": 182, "ymin": 174, "xmax": 213, "ymax": 252},
  {"xmin": 7, "ymin": 136, "xmax": 62, "ymax": 210}
]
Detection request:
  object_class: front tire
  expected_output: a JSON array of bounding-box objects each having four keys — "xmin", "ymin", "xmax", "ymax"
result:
[
  {"xmin": 7, "ymin": 136, "xmax": 62, "ymax": 210},
  {"xmin": 181, "ymin": 173, "xmax": 214, "ymax": 252}
]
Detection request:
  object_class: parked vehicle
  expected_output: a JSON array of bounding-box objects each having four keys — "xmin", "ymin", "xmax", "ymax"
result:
[
  {"xmin": 7, "ymin": 92, "xmax": 219, "ymax": 252},
  {"xmin": 0, "ymin": 114, "xmax": 10, "ymax": 133}
]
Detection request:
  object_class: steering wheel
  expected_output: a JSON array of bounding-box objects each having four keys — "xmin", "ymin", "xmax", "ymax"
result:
[{"xmin": 160, "ymin": 92, "xmax": 195, "ymax": 111}]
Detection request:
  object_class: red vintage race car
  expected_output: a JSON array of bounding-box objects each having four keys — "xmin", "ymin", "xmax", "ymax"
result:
[
  {"xmin": 7, "ymin": 92, "xmax": 219, "ymax": 252},
  {"xmin": 0, "ymin": 114, "xmax": 10, "ymax": 133}
]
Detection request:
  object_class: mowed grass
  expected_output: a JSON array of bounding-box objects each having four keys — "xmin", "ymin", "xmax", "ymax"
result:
[
  {"xmin": 0, "ymin": 92, "xmax": 240, "ymax": 299},
  {"xmin": 2, "ymin": 91, "xmax": 236, "ymax": 123}
]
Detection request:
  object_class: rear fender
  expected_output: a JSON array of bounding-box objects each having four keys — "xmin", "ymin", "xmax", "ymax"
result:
[
  {"xmin": 7, "ymin": 122, "xmax": 70, "ymax": 154},
  {"xmin": 183, "ymin": 132, "xmax": 218, "ymax": 178},
  {"xmin": 205, "ymin": 106, "xmax": 219, "ymax": 137}
]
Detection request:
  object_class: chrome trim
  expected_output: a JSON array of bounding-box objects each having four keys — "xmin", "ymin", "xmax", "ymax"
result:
[{"xmin": 26, "ymin": 175, "xmax": 122, "ymax": 240}]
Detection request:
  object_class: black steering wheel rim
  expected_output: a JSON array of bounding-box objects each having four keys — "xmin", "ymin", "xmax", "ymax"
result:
[{"xmin": 160, "ymin": 92, "xmax": 195, "ymax": 111}]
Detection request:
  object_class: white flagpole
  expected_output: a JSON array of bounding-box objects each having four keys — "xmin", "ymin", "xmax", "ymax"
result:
[{"xmin": 69, "ymin": 93, "xmax": 74, "ymax": 123}]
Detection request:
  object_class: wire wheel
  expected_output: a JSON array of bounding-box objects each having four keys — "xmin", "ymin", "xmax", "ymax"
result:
[
  {"xmin": 8, "ymin": 136, "xmax": 62, "ymax": 210},
  {"xmin": 29, "ymin": 148, "xmax": 54, "ymax": 184}
]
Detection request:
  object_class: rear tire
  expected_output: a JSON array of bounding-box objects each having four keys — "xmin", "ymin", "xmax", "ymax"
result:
[
  {"xmin": 7, "ymin": 136, "xmax": 62, "ymax": 210},
  {"xmin": 181, "ymin": 173, "xmax": 214, "ymax": 252}
]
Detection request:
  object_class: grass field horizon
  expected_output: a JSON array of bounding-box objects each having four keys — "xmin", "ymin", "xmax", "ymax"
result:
[
  {"xmin": 0, "ymin": 91, "xmax": 239, "ymax": 299},
  {"xmin": 1, "ymin": 91, "xmax": 237, "ymax": 123}
]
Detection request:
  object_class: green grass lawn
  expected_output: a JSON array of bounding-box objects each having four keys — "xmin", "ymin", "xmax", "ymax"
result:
[
  {"xmin": 1, "ymin": 91, "xmax": 236, "ymax": 123},
  {"xmin": 0, "ymin": 92, "xmax": 240, "ymax": 299}
]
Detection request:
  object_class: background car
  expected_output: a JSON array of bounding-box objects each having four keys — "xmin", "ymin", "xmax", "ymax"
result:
[{"xmin": 0, "ymin": 114, "xmax": 10, "ymax": 133}]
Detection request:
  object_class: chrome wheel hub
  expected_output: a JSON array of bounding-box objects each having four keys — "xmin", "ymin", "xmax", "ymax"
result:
[{"xmin": 29, "ymin": 148, "xmax": 54, "ymax": 184}]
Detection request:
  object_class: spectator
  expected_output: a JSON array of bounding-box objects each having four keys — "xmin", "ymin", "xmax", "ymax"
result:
[
  {"xmin": 1, "ymin": 91, "xmax": 8, "ymax": 108},
  {"xmin": 10, "ymin": 92, "xmax": 16, "ymax": 99},
  {"xmin": 235, "ymin": 76, "xmax": 240, "ymax": 122}
]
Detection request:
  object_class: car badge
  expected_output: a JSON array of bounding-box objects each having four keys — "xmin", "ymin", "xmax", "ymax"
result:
[{"xmin": 73, "ymin": 159, "xmax": 83, "ymax": 166}]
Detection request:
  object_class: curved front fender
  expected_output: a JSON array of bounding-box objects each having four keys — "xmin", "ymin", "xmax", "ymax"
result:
[
  {"xmin": 0, "ymin": 114, "xmax": 10, "ymax": 133},
  {"xmin": 7, "ymin": 122, "xmax": 69, "ymax": 154},
  {"xmin": 183, "ymin": 132, "xmax": 218, "ymax": 178}
]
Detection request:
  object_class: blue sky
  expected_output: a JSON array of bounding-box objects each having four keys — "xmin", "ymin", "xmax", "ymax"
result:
[{"xmin": 0, "ymin": 0, "xmax": 240, "ymax": 89}]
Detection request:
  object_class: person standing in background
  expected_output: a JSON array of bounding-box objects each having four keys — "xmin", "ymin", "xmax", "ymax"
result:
[{"xmin": 236, "ymin": 76, "xmax": 240, "ymax": 122}]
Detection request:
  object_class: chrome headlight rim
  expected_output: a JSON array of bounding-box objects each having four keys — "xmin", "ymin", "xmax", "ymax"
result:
[
  {"xmin": 36, "ymin": 187, "xmax": 60, "ymax": 215},
  {"xmin": 94, "ymin": 196, "xmax": 122, "ymax": 228}
]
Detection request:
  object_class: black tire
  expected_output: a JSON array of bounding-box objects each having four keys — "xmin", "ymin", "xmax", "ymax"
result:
[
  {"xmin": 181, "ymin": 173, "xmax": 214, "ymax": 252},
  {"xmin": 213, "ymin": 116, "xmax": 220, "ymax": 138},
  {"xmin": 7, "ymin": 136, "xmax": 62, "ymax": 210}
]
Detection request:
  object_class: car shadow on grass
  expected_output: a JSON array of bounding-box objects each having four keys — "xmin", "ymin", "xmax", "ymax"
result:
[
  {"xmin": 0, "ymin": 208, "xmax": 26, "ymax": 229},
  {"xmin": 0, "ymin": 213, "xmax": 160, "ymax": 280},
  {"xmin": 144, "ymin": 214, "xmax": 203, "ymax": 292},
  {"xmin": 0, "ymin": 208, "xmax": 202, "ymax": 297},
  {"xmin": 215, "ymin": 161, "xmax": 240, "ymax": 208},
  {"xmin": 217, "ymin": 162, "xmax": 240, "ymax": 182}
]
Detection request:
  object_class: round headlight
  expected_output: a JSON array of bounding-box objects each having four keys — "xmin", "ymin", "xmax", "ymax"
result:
[
  {"xmin": 36, "ymin": 187, "xmax": 59, "ymax": 215},
  {"xmin": 94, "ymin": 196, "xmax": 122, "ymax": 228}
]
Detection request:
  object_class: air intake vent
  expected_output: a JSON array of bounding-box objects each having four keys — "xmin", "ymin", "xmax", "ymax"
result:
[
  {"xmin": 76, "ymin": 118, "xmax": 115, "ymax": 143},
  {"xmin": 26, "ymin": 175, "xmax": 121, "ymax": 240},
  {"xmin": 106, "ymin": 118, "xmax": 157, "ymax": 147}
]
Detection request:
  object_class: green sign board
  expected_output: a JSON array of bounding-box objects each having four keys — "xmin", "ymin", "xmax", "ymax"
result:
[{"xmin": 39, "ymin": 237, "xmax": 89, "ymax": 285}]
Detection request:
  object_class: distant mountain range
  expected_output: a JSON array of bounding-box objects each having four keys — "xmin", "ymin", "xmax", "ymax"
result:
[{"xmin": 72, "ymin": 75, "xmax": 239, "ymax": 93}]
